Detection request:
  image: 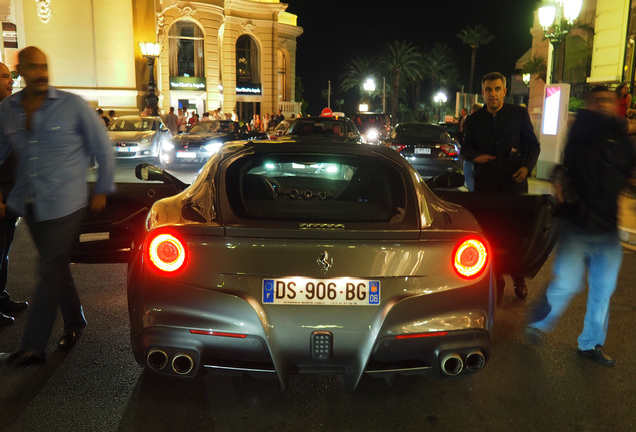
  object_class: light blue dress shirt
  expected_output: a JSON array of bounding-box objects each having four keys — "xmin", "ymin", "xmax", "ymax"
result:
[{"xmin": 0, "ymin": 87, "xmax": 116, "ymax": 221}]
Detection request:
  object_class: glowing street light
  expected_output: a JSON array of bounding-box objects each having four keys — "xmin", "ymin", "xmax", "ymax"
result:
[
  {"xmin": 139, "ymin": 42, "xmax": 162, "ymax": 114},
  {"xmin": 538, "ymin": 0, "xmax": 582, "ymax": 83},
  {"xmin": 434, "ymin": 91, "xmax": 447, "ymax": 123}
]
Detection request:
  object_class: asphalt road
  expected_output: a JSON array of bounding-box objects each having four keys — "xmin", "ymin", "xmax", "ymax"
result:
[{"xmin": 1, "ymin": 173, "xmax": 636, "ymax": 431}]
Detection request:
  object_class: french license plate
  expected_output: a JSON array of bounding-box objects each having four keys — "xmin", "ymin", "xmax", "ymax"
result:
[
  {"xmin": 117, "ymin": 147, "xmax": 135, "ymax": 152},
  {"xmin": 262, "ymin": 278, "xmax": 380, "ymax": 306},
  {"xmin": 415, "ymin": 147, "xmax": 431, "ymax": 154},
  {"xmin": 177, "ymin": 151, "xmax": 197, "ymax": 159}
]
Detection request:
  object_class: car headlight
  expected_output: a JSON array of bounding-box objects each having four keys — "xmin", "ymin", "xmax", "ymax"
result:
[
  {"xmin": 140, "ymin": 137, "xmax": 151, "ymax": 145},
  {"xmin": 204, "ymin": 141, "xmax": 223, "ymax": 153},
  {"xmin": 162, "ymin": 142, "xmax": 175, "ymax": 151},
  {"xmin": 366, "ymin": 128, "xmax": 380, "ymax": 141}
]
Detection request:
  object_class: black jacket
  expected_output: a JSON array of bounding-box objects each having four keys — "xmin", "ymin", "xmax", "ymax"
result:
[
  {"xmin": 563, "ymin": 109, "xmax": 636, "ymax": 233},
  {"xmin": 462, "ymin": 104, "xmax": 540, "ymax": 193}
]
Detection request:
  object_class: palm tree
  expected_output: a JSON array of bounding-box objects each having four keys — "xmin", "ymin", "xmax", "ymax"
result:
[
  {"xmin": 521, "ymin": 53, "xmax": 547, "ymax": 83},
  {"xmin": 378, "ymin": 40, "xmax": 423, "ymax": 121},
  {"xmin": 457, "ymin": 23, "xmax": 494, "ymax": 93},
  {"xmin": 422, "ymin": 43, "xmax": 459, "ymax": 91},
  {"xmin": 339, "ymin": 57, "xmax": 378, "ymax": 94}
]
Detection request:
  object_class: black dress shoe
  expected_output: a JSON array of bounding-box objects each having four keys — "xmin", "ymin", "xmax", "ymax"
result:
[
  {"xmin": 577, "ymin": 345, "xmax": 615, "ymax": 367},
  {"xmin": 0, "ymin": 312, "xmax": 14, "ymax": 326},
  {"xmin": 58, "ymin": 331, "xmax": 82, "ymax": 350},
  {"xmin": 0, "ymin": 298, "xmax": 28, "ymax": 315},
  {"xmin": 0, "ymin": 349, "xmax": 46, "ymax": 366}
]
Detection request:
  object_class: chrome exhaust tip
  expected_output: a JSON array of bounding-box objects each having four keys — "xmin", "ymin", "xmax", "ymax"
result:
[
  {"xmin": 440, "ymin": 353, "xmax": 464, "ymax": 376},
  {"xmin": 147, "ymin": 349, "xmax": 169, "ymax": 370},
  {"xmin": 465, "ymin": 351, "xmax": 486, "ymax": 371},
  {"xmin": 172, "ymin": 353, "xmax": 195, "ymax": 375}
]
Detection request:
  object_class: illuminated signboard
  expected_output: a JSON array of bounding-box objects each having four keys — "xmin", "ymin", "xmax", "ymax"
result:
[
  {"xmin": 542, "ymin": 86, "xmax": 560, "ymax": 136},
  {"xmin": 170, "ymin": 77, "xmax": 207, "ymax": 91},
  {"xmin": 236, "ymin": 84, "xmax": 262, "ymax": 95}
]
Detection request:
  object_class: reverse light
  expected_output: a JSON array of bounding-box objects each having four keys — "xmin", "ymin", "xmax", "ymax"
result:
[
  {"xmin": 453, "ymin": 237, "xmax": 488, "ymax": 279},
  {"xmin": 148, "ymin": 233, "xmax": 186, "ymax": 273}
]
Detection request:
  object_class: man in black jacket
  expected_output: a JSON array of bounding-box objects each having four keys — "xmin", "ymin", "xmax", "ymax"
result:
[
  {"xmin": 0, "ymin": 62, "xmax": 28, "ymax": 326},
  {"xmin": 526, "ymin": 86, "xmax": 636, "ymax": 366},
  {"xmin": 462, "ymin": 72, "xmax": 541, "ymax": 303}
]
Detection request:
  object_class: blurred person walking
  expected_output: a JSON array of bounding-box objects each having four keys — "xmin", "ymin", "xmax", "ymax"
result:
[
  {"xmin": 526, "ymin": 86, "xmax": 636, "ymax": 366},
  {"xmin": 165, "ymin": 107, "xmax": 178, "ymax": 136},
  {"xmin": 0, "ymin": 61, "xmax": 28, "ymax": 327},
  {"xmin": 462, "ymin": 72, "xmax": 540, "ymax": 303},
  {"xmin": 0, "ymin": 47, "xmax": 115, "ymax": 365}
]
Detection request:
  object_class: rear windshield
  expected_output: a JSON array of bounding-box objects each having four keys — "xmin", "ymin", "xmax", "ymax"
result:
[
  {"xmin": 286, "ymin": 119, "xmax": 348, "ymax": 138},
  {"xmin": 394, "ymin": 124, "xmax": 449, "ymax": 140},
  {"xmin": 226, "ymin": 153, "xmax": 408, "ymax": 223}
]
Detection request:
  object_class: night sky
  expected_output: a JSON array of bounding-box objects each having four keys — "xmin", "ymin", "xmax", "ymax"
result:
[{"xmin": 285, "ymin": 0, "xmax": 540, "ymax": 114}]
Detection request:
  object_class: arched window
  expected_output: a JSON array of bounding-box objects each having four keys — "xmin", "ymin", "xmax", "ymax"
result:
[
  {"xmin": 169, "ymin": 21, "xmax": 204, "ymax": 77},
  {"xmin": 277, "ymin": 49, "xmax": 288, "ymax": 101},
  {"xmin": 236, "ymin": 35, "xmax": 260, "ymax": 83}
]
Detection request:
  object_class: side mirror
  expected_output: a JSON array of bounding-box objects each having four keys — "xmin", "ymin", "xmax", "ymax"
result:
[{"xmin": 135, "ymin": 163, "xmax": 166, "ymax": 182}]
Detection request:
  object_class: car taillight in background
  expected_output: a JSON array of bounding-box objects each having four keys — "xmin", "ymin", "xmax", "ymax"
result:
[
  {"xmin": 148, "ymin": 232, "xmax": 187, "ymax": 273},
  {"xmin": 388, "ymin": 144, "xmax": 406, "ymax": 153},
  {"xmin": 440, "ymin": 144, "xmax": 459, "ymax": 156},
  {"xmin": 452, "ymin": 237, "xmax": 488, "ymax": 279}
]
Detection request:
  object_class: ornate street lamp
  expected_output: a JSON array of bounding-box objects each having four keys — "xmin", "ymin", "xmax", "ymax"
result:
[
  {"xmin": 538, "ymin": 0, "xmax": 582, "ymax": 84},
  {"xmin": 363, "ymin": 78, "xmax": 376, "ymax": 111},
  {"xmin": 434, "ymin": 91, "xmax": 447, "ymax": 123},
  {"xmin": 139, "ymin": 42, "xmax": 162, "ymax": 114}
]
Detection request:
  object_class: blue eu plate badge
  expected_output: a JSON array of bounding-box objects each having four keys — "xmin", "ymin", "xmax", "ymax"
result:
[
  {"xmin": 263, "ymin": 279, "xmax": 275, "ymax": 303},
  {"xmin": 368, "ymin": 281, "xmax": 380, "ymax": 305}
]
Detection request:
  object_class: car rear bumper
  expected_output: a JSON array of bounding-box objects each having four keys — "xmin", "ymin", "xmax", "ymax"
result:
[
  {"xmin": 402, "ymin": 157, "xmax": 462, "ymax": 179},
  {"xmin": 128, "ymin": 271, "xmax": 493, "ymax": 389}
]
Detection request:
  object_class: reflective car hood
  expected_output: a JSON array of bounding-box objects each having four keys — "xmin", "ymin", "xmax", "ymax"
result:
[
  {"xmin": 108, "ymin": 131, "xmax": 155, "ymax": 142},
  {"xmin": 171, "ymin": 133, "xmax": 228, "ymax": 147}
]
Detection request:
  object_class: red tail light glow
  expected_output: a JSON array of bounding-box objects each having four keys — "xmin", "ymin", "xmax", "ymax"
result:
[
  {"xmin": 148, "ymin": 233, "xmax": 186, "ymax": 273},
  {"xmin": 440, "ymin": 144, "xmax": 459, "ymax": 156},
  {"xmin": 389, "ymin": 144, "xmax": 406, "ymax": 153},
  {"xmin": 395, "ymin": 331, "xmax": 449, "ymax": 339},
  {"xmin": 453, "ymin": 237, "xmax": 488, "ymax": 279}
]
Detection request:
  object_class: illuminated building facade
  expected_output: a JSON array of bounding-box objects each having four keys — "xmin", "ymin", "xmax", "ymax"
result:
[{"xmin": 0, "ymin": 0, "xmax": 303, "ymax": 120}]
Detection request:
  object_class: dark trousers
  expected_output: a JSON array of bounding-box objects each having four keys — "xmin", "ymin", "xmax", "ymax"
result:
[
  {"xmin": 20, "ymin": 208, "xmax": 87, "ymax": 353},
  {"xmin": 0, "ymin": 216, "xmax": 17, "ymax": 300}
]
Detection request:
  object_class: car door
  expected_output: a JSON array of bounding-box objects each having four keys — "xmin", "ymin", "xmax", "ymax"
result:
[
  {"xmin": 434, "ymin": 189, "xmax": 558, "ymax": 277},
  {"xmin": 70, "ymin": 164, "xmax": 188, "ymax": 263}
]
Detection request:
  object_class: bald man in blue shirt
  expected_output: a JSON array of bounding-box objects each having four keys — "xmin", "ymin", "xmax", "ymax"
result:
[{"xmin": 0, "ymin": 47, "xmax": 115, "ymax": 365}]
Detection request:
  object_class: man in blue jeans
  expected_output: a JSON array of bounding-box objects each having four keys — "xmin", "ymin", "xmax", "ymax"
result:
[
  {"xmin": 526, "ymin": 86, "xmax": 636, "ymax": 366},
  {"xmin": 0, "ymin": 47, "xmax": 115, "ymax": 365}
]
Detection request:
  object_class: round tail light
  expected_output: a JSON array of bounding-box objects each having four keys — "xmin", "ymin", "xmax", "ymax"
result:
[
  {"xmin": 453, "ymin": 237, "xmax": 488, "ymax": 279},
  {"xmin": 148, "ymin": 233, "xmax": 186, "ymax": 273}
]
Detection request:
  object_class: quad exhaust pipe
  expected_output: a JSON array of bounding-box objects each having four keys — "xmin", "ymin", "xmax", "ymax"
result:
[
  {"xmin": 147, "ymin": 349, "xmax": 195, "ymax": 375},
  {"xmin": 440, "ymin": 351, "xmax": 486, "ymax": 376}
]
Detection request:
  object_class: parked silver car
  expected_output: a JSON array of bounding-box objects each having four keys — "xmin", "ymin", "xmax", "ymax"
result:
[
  {"xmin": 108, "ymin": 115, "xmax": 171, "ymax": 161},
  {"xmin": 71, "ymin": 140, "xmax": 557, "ymax": 390}
]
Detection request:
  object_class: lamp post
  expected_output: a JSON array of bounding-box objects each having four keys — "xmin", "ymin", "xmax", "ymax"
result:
[
  {"xmin": 434, "ymin": 91, "xmax": 447, "ymax": 123},
  {"xmin": 139, "ymin": 42, "xmax": 161, "ymax": 114},
  {"xmin": 362, "ymin": 78, "xmax": 376, "ymax": 113},
  {"xmin": 538, "ymin": 0, "xmax": 582, "ymax": 84}
]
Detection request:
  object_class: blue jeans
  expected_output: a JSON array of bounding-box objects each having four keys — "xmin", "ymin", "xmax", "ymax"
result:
[
  {"xmin": 528, "ymin": 222, "xmax": 623, "ymax": 350},
  {"xmin": 463, "ymin": 160, "xmax": 474, "ymax": 192}
]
